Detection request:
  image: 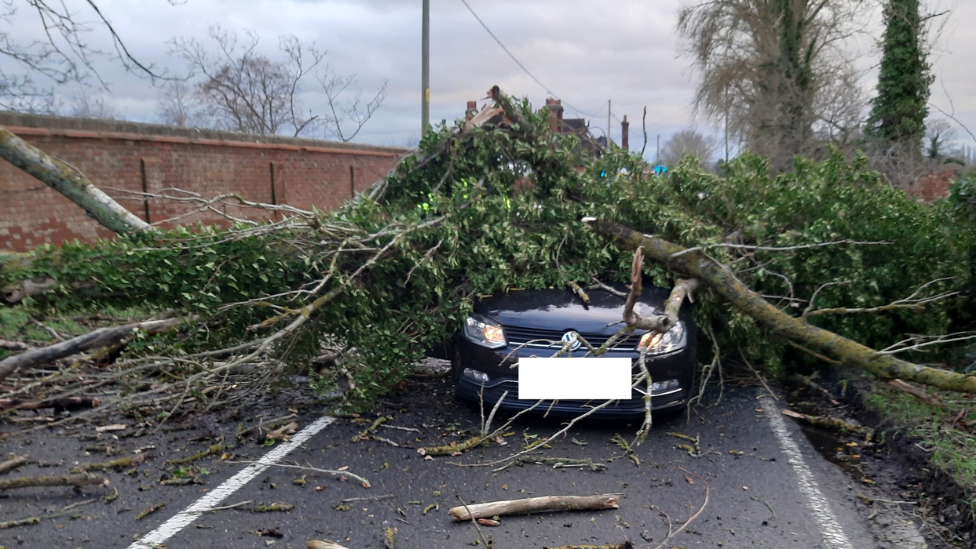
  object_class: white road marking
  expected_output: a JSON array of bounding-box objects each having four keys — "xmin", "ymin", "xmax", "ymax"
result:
[
  {"xmin": 128, "ymin": 415, "xmax": 336, "ymax": 549},
  {"xmin": 762, "ymin": 397, "xmax": 854, "ymax": 549}
]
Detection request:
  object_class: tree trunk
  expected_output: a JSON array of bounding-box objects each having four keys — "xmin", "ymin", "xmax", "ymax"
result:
[
  {"xmin": 0, "ymin": 125, "xmax": 151, "ymax": 235},
  {"xmin": 582, "ymin": 217, "xmax": 976, "ymax": 394}
]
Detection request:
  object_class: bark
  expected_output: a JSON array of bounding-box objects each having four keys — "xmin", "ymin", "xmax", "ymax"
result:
[
  {"xmin": 582, "ymin": 217, "xmax": 976, "ymax": 394},
  {"xmin": 448, "ymin": 494, "xmax": 619, "ymax": 521},
  {"xmin": 0, "ymin": 125, "xmax": 151, "ymax": 235},
  {"xmin": 0, "ymin": 318, "xmax": 182, "ymax": 382}
]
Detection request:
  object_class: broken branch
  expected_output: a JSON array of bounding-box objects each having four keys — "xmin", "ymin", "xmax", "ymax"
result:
[{"xmin": 448, "ymin": 494, "xmax": 619, "ymax": 521}]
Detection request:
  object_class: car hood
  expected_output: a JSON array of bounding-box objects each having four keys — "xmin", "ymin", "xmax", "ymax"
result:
[{"xmin": 474, "ymin": 285, "xmax": 671, "ymax": 334}]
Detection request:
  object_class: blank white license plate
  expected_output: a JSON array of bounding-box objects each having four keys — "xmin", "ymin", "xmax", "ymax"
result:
[{"xmin": 517, "ymin": 357, "xmax": 631, "ymax": 400}]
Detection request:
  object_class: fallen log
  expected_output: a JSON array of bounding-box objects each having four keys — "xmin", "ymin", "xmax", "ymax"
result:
[
  {"xmin": 448, "ymin": 494, "xmax": 619, "ymax": 522},
  {"xmin": 582, "ymin": 217, "xmax": 976, "ymax": 395},
  {"xmin": 0, "ymin": 473, "xmax": 107, "ymax": 491},
  {"xmin": 0, "ymin": 318, "xmax": 183, "ymax": 382}
]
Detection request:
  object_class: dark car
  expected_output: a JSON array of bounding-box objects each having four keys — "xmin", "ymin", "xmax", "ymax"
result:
[{"xmin": 450, "ymin": 284, "xmax": 697, "ymax": 418}]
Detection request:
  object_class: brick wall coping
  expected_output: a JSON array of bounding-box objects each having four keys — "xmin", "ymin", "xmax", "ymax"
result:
[{"xmin": 0, "ymin": 111, "xmax": 410, "ymax": 158}]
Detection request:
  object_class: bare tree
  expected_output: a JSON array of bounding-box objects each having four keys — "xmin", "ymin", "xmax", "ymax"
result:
[
  {"xmin": 156, "ymin": 80, "xmax": 200, "ymax": 128},
  {"xmin": 170, "ymin": 27, "xmax": 316, "ymax": 136},
  {"xmin": 660, "ymin": 129, "xmax": 718, "ymax": 167},
  {"xmin": 678, "ymin": 0, "xmax": 868, "ymax": 171},
  {"xmin": 171, "ymin": 27, "xmax": 385, "ymax": 141},
  {"xmin": 0, "ymin": 0, "xmax": 168, "ymax": 110},
  {"xmin": 320, "ymin": 70, "xmax": 388, "ymax": 142}
]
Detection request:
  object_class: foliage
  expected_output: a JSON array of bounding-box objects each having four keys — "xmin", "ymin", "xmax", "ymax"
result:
[
  {"xmin": 3, "ymin": 96, "xmax": 973, "ymax": 409},
  {"xmin": 949, "ymin": 173, "xmax": 976, "ymax": 224},
  {"xmin": 865, "ymin": 0, "xmax": 933, "ymax": 155}
]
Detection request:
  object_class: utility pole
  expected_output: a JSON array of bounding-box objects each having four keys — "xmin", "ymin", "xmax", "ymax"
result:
[
  {"xmin": 421, "ymin": 0, "xmax": 430, "ymax": 135},
  {"xmin": 607, "ymin": 99, "xmax": 612, "ymax": 146}
]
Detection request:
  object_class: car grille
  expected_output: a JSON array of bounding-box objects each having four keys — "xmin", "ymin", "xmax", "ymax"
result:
[{"xmin": 503, "ymin": 325, "xmax": 641, "ymax": 352}]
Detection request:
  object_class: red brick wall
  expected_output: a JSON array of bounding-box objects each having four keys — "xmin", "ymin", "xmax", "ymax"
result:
[{"xmin": 0, "ymin": 113, "xmax": 406, "ymax": 252}]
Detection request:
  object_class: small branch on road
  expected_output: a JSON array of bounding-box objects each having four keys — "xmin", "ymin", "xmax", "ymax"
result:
[
  {"xmin": 230, "ymin": 460, "xmax": 371, "ymax": 488},
  {"xmin": 0, "ymin": 472, "xmax": 107, "ymax": 492},
  {"xmin": 135, "ymin": 502, "xmax": 166, "ymax": 521},
  {"xmin": 0, "ymin": 454, "xmax": 30, "ymax": 475},
  {"xmin": 448, "ymin": 494, "xmax": 619, "ymax": 521},
  {"xmin": 71, "ymin": 453, "xmax": 148, "ymax": 473},
  {"xmin": 455, "ymin": 495, "xmax": 490, "ymax": 548},
  {"xmin": 307, "ymin": 541, "xmax": 353, "ymax": 549},
  {"xmin": 651, "ymin": 467, "xmax": 710, "ymax": 549},
  {"xmin": 781, "ymin": 409, "xmax": 873, "ymax": 437},
  {"xmin": 0, "ymin": 509, "xmax": 83, "ymax": 530},
  {"xmin": 492, "ymin": 456, "xmax": 605, "ymax": 473}
]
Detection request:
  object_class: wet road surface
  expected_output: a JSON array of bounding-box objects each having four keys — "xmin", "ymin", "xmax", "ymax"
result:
[{"xmin": 0, "ymin": 378, "xmax": 896, "ymax": 549}]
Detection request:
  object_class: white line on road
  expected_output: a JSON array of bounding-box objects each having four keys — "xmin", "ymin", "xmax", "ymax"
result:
[
  {"xmin": 761, "ymin": 397, "xmax": 853, "ymax": 549},
  {"xmin": 128, "ymin": 415, "xmax": 336, "ymax": 549}
]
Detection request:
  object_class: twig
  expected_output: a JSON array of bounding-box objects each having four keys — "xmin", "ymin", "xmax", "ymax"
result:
[
  {"xmin": 455, "ymin": 495, "xmax": 489, "ymax": 549},
  {"xmin": 206, "ymin": 499, "xmax": 253, "ymax": 511},
  {"xmin": 135, "ymin": 502, "xmax": 166, "ymax": 520},
  {"xmin": 492, "ymin": 456, "xmax": 605, "ymax": 473},
  {"xmin": 340, "ymin": 494, "xmax": 395, "ymax": 503},
  {"xmin": 738, "ymin": 345, "xmax": 778, "ymax": 401},
  {"xmin": 0, "ymin": 509, "xmax": 82, "ymax": 529},
  {"xmin": 652, "ymin": 467, "xmax": 709, "ymax": 549},
  {"xmin": 229, "ymin": 460, "xmax": 370, "ymax": 488}
]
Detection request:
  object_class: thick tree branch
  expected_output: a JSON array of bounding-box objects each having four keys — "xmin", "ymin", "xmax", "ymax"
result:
[
  {"xmin": 583, "ymin": 217, "xmax": 976, "ymax": 394},
  {"xmin": 0, "ymin": 126, "xmax": 151, "ymax": 235}
]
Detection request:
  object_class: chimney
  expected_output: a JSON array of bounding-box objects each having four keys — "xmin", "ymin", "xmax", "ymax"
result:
[
  {"xmin": 621, "ymin": 115, "xmax": 629, "ymax": 151},
  {"xmin": 465, "ymin": 101, "xmax": 478, "ymax": 121},
  {"xmin": 545, "ymin": 98, "xmax": 564, "ymax": 134}
]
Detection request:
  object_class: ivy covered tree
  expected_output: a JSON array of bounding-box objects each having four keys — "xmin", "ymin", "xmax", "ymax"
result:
[{"xmin": 865, "ymin": 0, "xmax": 933, "ymax": 159}]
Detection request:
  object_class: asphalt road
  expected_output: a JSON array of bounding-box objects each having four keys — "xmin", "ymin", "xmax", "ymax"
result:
[{"xmin": 0, "ymin": 377, "xmax": 906, "ymax": 549}]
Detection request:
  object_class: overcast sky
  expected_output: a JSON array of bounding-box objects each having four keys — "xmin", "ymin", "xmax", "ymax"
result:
[{"xmin": 10, "ymin": 0, "xmax": 976, "ymax": 161}]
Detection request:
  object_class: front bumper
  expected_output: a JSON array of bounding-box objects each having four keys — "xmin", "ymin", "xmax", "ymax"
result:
[{"xmin": 453, "ymin": 338, "xmax": 694, "ymax": 418}]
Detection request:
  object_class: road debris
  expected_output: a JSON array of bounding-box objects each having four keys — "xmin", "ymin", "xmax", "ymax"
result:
[
  {"xmin": 493, "ymin": 456, "xmax": 605, "ymax": 473},
  {"xmin": 135, "ymin": 502, "xmax": 166, "ymax": 521},
  {"xmin": 0, "ymin": 454, "xmax": 29, "ymax": 475},
  {"xmin": 781, "ymin": 409, "xmax": 874, "ymax": 437},
  {"xmin": 448, "ymin": 494, "xmax": 620, "ymax": 521},
  {"xmin": 71, "ymin": 452, "xmax": 148, "ymax": 472},
  {"xmin": 0, "ymin": 472, "xmax": 107, "ymax": 491}
]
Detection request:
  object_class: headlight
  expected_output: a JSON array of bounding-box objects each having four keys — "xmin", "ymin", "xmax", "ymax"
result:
[
  {"xmin": 638, "ymin": 321, "xmax": 686, "ymax": 354},
  {"xmin": 463, "ymin": 314, "xmax": 506, "ymax": 349}
]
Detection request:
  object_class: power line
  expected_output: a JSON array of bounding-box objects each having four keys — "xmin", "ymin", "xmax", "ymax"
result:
[
  {"xmin": 458, "ymin": 0, "xmax": 554, "ymax": 96},
  {"xmin": 457, "ymin": 0, "xmax": 594, "ymax": 118}
]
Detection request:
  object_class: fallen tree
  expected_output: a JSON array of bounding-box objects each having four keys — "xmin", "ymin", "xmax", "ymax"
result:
[{"xmin": 0, "ymin": 86, "xmax": 973, "ymax": 423}]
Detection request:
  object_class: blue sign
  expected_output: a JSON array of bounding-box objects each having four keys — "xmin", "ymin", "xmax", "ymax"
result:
[{"xmin": 653, "ymin": 165, "xmax": 667, "ymax": 174}]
